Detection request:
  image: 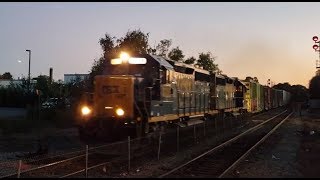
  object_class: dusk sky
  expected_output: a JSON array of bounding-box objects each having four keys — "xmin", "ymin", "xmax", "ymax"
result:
[{"xmin": 0, "ymin": 2, "xmax": 319, "ymax": 87}]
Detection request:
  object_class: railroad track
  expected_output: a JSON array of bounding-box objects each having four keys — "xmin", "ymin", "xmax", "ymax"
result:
[
  {"xmin": 158, "ymin": 109, "xmax": 293, "ymax": 178},
  {"xmin": 0, "ymin": 108, "xmax": 287, "ymax": 178}
]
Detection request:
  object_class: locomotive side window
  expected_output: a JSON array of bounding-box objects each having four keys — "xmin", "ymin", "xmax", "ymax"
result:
[{"xmin": 160, "ymin": 66, "xmax": 167, "ymax": 84}]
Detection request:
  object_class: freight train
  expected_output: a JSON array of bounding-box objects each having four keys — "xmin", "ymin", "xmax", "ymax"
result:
[{"xmin": 77, "ymin": 52, "xmax": 291, "ymax": 139}]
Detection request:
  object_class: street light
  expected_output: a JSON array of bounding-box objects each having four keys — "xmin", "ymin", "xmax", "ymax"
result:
[{"xmin": 26, "ymin": 49, "xmax": 31, "ymax": 91}]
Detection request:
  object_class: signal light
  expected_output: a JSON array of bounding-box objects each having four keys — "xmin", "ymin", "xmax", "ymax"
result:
[
  {"xmin": 313, "ymin": 36, "xmax": 319, "ymax": 42},
  {"xmin": 313, "ymin": 44, "xmax": 319, "ymax": 50}
]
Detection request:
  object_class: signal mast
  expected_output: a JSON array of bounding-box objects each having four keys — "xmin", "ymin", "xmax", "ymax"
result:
[{"xmin": 312, "ymin": 36, "xmax": 320, "ymax": 72}]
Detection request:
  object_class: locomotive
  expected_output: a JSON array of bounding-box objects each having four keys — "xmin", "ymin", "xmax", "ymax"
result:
[{"xmin": 77, "ymin": 52, "xmax": 290, "ymax": 139}]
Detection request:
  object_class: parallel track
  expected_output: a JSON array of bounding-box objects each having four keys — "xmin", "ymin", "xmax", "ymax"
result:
[{"xmin": 159, "ymin": 110, "xmax": 292, "ymax": 178}]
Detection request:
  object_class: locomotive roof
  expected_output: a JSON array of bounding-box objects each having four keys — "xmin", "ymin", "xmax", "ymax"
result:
[
  {"xmin": 148, "ymin": 55, "xmax": 174, "ymax": 70},
  {"xmin": 147, "ymin": 54, "xmax": 210, "ymax": 75}
]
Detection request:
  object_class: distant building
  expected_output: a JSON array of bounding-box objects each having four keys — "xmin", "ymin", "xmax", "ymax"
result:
[{"xmin": 64, "ymin": 74, "xmax": 89, "ymax": 84}]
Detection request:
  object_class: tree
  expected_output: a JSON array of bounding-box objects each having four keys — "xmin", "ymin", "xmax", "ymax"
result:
[
  {"xmin": 99, "ymin": 33, "xmax": 115, "ymax": 58},
  {"xmin": 184, "ymin": 56, "xmax": 196, "ymax": 65},
  {"xmin": 34, "ymin": 75, "xmax": 50, "ymax": 98},
  {"xmin": 291, "ymin": 84, "xmax": 308, "ymax": 102},
  {"xmin": 309, "ymin": 75, "xmax": 320, "ymax": 99},
  {"xmin": 273, "ymin": 82, "xmax": 308, "ymax": 103},
  {"xmin": 155, "ymin": 39, "xmax": 172, "ymax": 57},
  {"xmin": 253, "ymin": 77, "xmax": 259, "ymax": 83},
  {"xmin": 168, "ymin": 46, "xmax": 185, "ymax": 62},
  {"xmin": 0, "ymin": 72, "xmax": 13, "ymax": 80},
  {"xmin": 88, "ymin": 57, "xmax": 106, "ymax": 88},
  {"xmin": 273, "ymin": 82, "xmax": 291, "ymax": 92},
  {"xmin": 196, "ymin": 52, "xmax": 219, "ymax": 72},
  {"xmin": 115, "ymin": 29, "xmax": 150, "ymax": 55}
]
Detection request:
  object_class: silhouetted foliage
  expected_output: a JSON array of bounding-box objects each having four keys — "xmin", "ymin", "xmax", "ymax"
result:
[
  {"xmin": 309, "ymin": 75, "xmax": 320, "ymax": 99},
  {"xmin": 88, "ymin": 57, "xmax": 106, "ymax": 90},
  {"xmin": 196, "ymin": 52, "xmax": 219, "ymax": 72},
  {"xmin": 116, "ymin": 29, "xmax": 150, "ymax": 55},
  {"xmin": 184, "ymin": 56, "xmax": 196, "ymax": 65},
  {"xmin": 99, "ymin": 33, "xmax": 115, "ymax": 57},
  {"xmin": 273, "ymin": 82, "xmax": 291, "ymax": 92},
  {"xmin": 89, "ymin": 29, "xmax": 152, "ymax": 90},
  {"xmin": 0, "ymin": 72, "xmax": 13, "ymax": 80},
  {"xmin": 168, "ymin": 46, "xmax": 185, "ymax": 62},
  {"xmin": 154, "ymin": 39, "xmax": 172, "ymax": 57},
  {"xmin": 91, "ymin": 29, "xmax": 220, "ymax": 87},
  {"xmin": 0, "ymin": 78, "xmax": 31, "ymax": 107},
  {"xmin": 273, "ymin": 82, "xmax": 308, "ymax": 103},
  {"xmin": 291, "ymin": 85, "xmax": 308, "ymax": 102}
]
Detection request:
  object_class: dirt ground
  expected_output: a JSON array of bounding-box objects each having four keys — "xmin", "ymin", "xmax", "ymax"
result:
[{"xmin": 225, "ymin": 109, "xmax": 320, "ymax": 178}]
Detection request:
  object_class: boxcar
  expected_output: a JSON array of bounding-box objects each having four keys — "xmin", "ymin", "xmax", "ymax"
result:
[{"xmin": 243, "ymin": 79, "xmax": 259, "ymax": 113}]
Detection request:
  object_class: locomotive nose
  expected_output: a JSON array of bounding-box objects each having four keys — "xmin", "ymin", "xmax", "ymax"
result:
[{"xmin": 94, "ymin": 75, "xmax": 134, "ymax": 119}]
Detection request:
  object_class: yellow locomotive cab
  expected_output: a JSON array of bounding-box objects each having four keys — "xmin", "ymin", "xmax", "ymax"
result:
[{"xmin": 93, "ymin": 75, "xmax": 134, "ymax": 119}]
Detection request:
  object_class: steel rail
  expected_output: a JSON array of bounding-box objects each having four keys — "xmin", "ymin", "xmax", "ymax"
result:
[
  {"xmin": 158, "ymin": 109, "xmax": 287, "ymax": 178},
  {"xmin": 218, "ymin": 111, "xmax": 293, "ymax": 178}
]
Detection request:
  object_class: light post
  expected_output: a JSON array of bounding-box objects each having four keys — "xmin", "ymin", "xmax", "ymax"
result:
[
  {"xmin": 312, "ymin": 36, "xmax": 320, "ymax": 69},
  {"xmin": 26, "ymin": 49, "xmax": 31, "ymax": 91}
]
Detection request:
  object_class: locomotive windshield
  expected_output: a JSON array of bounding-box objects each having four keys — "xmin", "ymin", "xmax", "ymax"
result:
[
  {"xmin": 104, "ymin": 63, "xmax": 146, "ymax": 76},
  {"xmin": 103, "ymin": 52, "xmax": 149, "ymax": 76}
]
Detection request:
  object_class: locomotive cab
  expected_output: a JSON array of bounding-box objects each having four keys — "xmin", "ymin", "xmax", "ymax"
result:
[{"xmin": 78, "ymin": 52, "xmax": 172, "ymax": 139}]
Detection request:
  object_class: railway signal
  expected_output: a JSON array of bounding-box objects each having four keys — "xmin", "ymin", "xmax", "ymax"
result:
[{"xmin": 312, "ymin": 36, "xmax": 320, "ymax": 69}]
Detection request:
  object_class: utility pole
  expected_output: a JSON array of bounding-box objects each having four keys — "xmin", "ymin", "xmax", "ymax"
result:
[{"xmin": 26, "ymin": 49, "xmax": 31, "ymax": 91}]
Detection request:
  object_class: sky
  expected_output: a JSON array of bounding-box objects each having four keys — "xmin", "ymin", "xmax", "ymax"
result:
[{"xmin": 0, "ymin": 2, "xmax": 319, "ymax": 87}]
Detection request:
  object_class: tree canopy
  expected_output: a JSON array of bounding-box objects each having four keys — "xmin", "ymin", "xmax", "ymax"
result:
[
  {"xmin": 90, "ymin": 29, "xmax": 221, "ymax": 85},
  {"xmin": 309, "ymin": 75, "xmax": 320, "ymax": 99},
  {"xmin": 273, "ymin": 82, "xmax": 308, "ymax": 102},
  {"xmin": 196, "ymin": 52, "xmax": 219, "ymax": 72},
  {"xmin": 168, "ymin": 46, "xmax": 185, "ymax": 62},
  {"xmin": 184, "ymin": 56, "xmax": 196, "ymax": 65},
  {"xmin": 0, "ymin": 72, "xmax": 13, "ymax": 80},
  {"xmin": 154, "ymin": 39, "xmax": 172, "ymax": 57}
]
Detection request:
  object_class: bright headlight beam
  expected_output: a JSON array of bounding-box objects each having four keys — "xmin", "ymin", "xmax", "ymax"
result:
[
  {"xmin": 111, "ymin": 58, "xmax": 122, "ymax": 65},
  {"xmin": 128, "ymin": 58, "xmax": 147, "ymax": 64},
  {"xmin": 81, "ymin": 106, "xmax": 91, "ymax": 116},
  {"xmin": 120, "ymin": 52, "xmax": 130, "ymax": 61},
  {"xmin": 116, "ymin": 108, "xmax": 124, "ymax": 116}
]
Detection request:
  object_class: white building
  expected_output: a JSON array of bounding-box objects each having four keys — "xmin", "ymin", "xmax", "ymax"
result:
[{"xmin": 64, "ymin": 74, "xmax": 89, "ymax": 84}]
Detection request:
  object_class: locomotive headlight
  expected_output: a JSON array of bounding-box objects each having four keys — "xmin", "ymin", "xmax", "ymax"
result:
[
  {"xmin": 81, "ymin": 106, "xmax": 92, "ymax": 116},
  {"xmin": 120, "ymin": 52, "xmax": 130, "ymax": 61},
  {"xmin": 116, "ymin": 108, "xmax": 125, "ymax": 116}
]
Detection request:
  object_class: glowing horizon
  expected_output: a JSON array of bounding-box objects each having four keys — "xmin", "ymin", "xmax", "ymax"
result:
[{"xmin": 1, "ymin": 2, "xmax": 319, "ymax": 87}]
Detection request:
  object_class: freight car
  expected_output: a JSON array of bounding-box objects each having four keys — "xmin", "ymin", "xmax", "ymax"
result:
[{"xmin": 242, "ymin": 79, "xmax": 291, "ymax": 113}]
